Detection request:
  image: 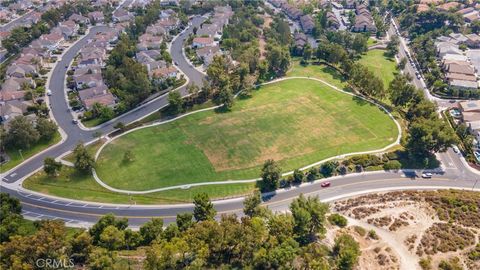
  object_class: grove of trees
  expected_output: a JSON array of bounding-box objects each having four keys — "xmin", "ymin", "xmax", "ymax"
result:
[{"xmin": 0, "ymin": 192, "xmax": 361, "ymax": 270}]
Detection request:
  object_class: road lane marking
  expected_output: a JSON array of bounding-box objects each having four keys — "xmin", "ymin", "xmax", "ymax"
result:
[{"xmin": 19, "ymin": 178, "xmax": 458, "ymax": 220}]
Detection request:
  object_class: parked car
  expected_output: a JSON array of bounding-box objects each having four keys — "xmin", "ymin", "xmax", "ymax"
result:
[
  {"xmin": 421, "ymin": 172, "xmax": 432, "ymax": 179},
  {"xmin": 46, "ymin": 90, "xmax": 52, "ymax": 96},
  {"xmin": 452, "ymin": 145, "xmax": 460, "ymax": 154},
  {"xmin": 321, "ymin": 182, "xmax": 331, "ymax": 188},
  {"xmin": 72, "ymin": 119, "xmax": 78, "ymax": 124}
]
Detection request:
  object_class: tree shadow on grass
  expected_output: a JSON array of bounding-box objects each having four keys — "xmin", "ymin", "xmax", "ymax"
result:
[{"xmin": 352, "ymin": 96, "xmax": 369, "ymax": 106}]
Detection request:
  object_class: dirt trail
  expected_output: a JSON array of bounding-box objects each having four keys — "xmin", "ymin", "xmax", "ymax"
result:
[{"xmin": 346, "ymin": 217, "xmax": 419, "ymax": 270}]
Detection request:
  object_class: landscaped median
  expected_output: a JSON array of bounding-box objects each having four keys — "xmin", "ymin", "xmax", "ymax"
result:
[{"xmin": 94, "ymin": 77, "xmax": 399, "ymax": 192}]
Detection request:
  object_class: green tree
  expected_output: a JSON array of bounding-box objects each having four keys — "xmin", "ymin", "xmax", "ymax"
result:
[
  {"xmin": 0, "ymin": 220, "xmax": 70, "ymax": 269},
  {"xmin": 292, "ymin": 169, "xmax": 304, "ymax": 184},
  {"xmin": 386, "ymin": 35, "xmax": 400, "ymax": 57},
  {"xmin": 99, "ymin": 225, "xmax": 125, "ymax": 250},
  {"xmin": 73, "ymin": 142, "xmax": 95, "ymax": 173},
  {"xmin": 70, "ymin": 231, "xmax": 92, "ymax": 264},
  {"xmin": 333, "ymin": 234, "xmax": 361, "ymax": 270},
  {"xmin": 88, "ymin": 247, "xmax": 117, "ymax": 270},
  {"xmin": 406, "ymin": 118, "xmax": 457, "ymax": 160},
  {"xmin": 243, "ymin": 190, "xmax": 264, "ymax": 217},
  {"xmin": 266, "ymin": 44, "xmax": 291, "ymax": 75},
  {"xmin": 320, "ymin": 161, "xmax": 337, "ymax": 177},
  {"xmin": 193, "ymin": 193, "xmax": 216, "ymax": 222},
  {"xmin": 260, "ymin": 159, "xmax": 281, "ymax": 192},
  {"xmin": 43, "ymin": 157, "xmax": 62, "ymax": 177},
  {"xmin": 176, "ymin": 213, "xmax": 193, "ymax": 232},
  {"xmin": 290, "ymin": 194, "xmax": 329, "ymax": 244},
  {"xmin": 0, "ymin": 193, "xmax": 23, "ymax": 243},
  {"xmin": 4, "ymin": 116, "xmax": 40, "ymax": 149},
  {"xmin": 389, "ymin": 74, "xmax": 418, "ymax": 108},
  {"xmin": 168, "ymin": 91, "xmax": 183, "ymax": 114},
  {"xmin": 140, "ymin": 218, "xmax": 164, "ymax": 245},
  {"xmin": 215, "ymin": 86, "xmax": 234, "ymax": 110},
  {"xmin": 36, "ymin": 117, "xmax": 58, "ymax": 141},
  {"xmin": 89, "ymin": 214, "xmax": 128, "ymax": 245}
]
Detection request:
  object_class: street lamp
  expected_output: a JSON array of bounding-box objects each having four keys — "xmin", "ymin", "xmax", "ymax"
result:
[{"xmin": 18, "ymin": 149, "xmax": 24, "ymax": 161}]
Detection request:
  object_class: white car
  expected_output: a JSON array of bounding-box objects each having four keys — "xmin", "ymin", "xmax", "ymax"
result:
[
  {"xmin": 47, "ymin": 90, "xmax": 52, "ymax": 96},
  {"xmin": 421, "ymin": 172, "xmax": 433, "ymax": 179},
  {"xmin": 453, "ymin": 145, "xmax": 460, "ymax": 154}
]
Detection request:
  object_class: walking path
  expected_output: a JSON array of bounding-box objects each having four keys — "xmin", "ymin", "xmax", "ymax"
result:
[{"xmin": 91, "ymin": 76, "xmax": 402, "ymax": 194}]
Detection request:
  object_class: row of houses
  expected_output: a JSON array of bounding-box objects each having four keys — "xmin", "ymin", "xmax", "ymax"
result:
[
  {"xmin": 269, "ymin": 0, "xmax": 315, "ymax": 34},
  {"xmin": 0, "ymin": 0, "xmax": 42, "ymax": 25},
  {"xmin": 0, "ymin": 9, "xmax": 89, "ymax": 125},
  {"xmin": 416, "ymin": 1, "xmax": 480, "ymax": 23},
  {"xmin": 351, "ymin": 3, "xmax": 376, "ymax": 33},
  {"xmin": 435, "ymin": 33, "xmax": 480, "ymax": 91},
  {"xmin": 70, "ymin": 27, "xmax": 126, "ymax": 110},
  {"xmin": 191, "ymin": 5, "xmax": 233, "ymax": 67},
  {"xmin": 136, "ymin": 9, "xmax": 180, "ymax": 82}
]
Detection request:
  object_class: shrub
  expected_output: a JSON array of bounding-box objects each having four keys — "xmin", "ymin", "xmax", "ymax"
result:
[
  {"xmin": 320, "ymin": 161, "xmax": 337, "ymax": 177},
  {"xmin": 383, "ymin": 160, "xmax": 402, "ymax": 170},
  {"xmin": 419, "ymin": 257, "xmax": 432, "ymax": 270},
  {"xmin": 368, "ymin": 229, "xmax": 379, "ymax": 240},
  {"xmin": 353, "ymin": 226, "xmax": 366, "ymax": 237},
  {"xmin": 306, "ymin": 167, "xmax": 319, "ymax": 181},
  {"xmin": 328, "ymin": 213, "xmax": 348, "ymax": 228}
]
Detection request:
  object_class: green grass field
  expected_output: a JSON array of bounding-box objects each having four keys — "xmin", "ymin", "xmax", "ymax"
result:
[
  {"xmin": 95, "ymin": 78, "xmax": 398, "ymax": 191},
  {"xmin": 23, "ymin": 167, "xmax": 255, "ymax": 204},
  {"xmin": 287, "ymin": 61, "xmax": 347, "ymax": 90},
  {"xmin": 1, "ymin": 131, "xmax": 61, "ymax": 172},
  {"xmin": 358, "ymin": 49, "xmax": 397, "ymax": 88}
]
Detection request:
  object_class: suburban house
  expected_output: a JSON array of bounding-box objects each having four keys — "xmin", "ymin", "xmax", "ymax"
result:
[
  {"xmin": 82, "ymin": 92, "xmax": 116, "ymax": 110},
  {"xmin": 137, "ymin": 33, "xmax": 163, "ymax": 51},
  {"xmin": 196, "ymin": 45, "xmax": 221, "ymax": 66},
  {"xmin": 326, "ymin": 11, "xmax": 340, "ymax": 30},
  {"xmin": 459, "ymin": 100, "xmax": 480, "ymax": 132},
  {"xmin": 6, "ymin": 64, "xmax": 37, "ymax": 78},
  {"xmin": 38, "ymin": 32, "xmax": 64, "ymax": 51},
  {"xmin": 88, "ymin": 11, "xmax": 105, "ymax": 24},
  {"xmin": 113, "ymin": 8, "xmax": 133, "ymax": 22},
  {"xmin": 352, "ymin": 3, "xmax": 376, "ymax": 33},
  {"xmin": 158, "ymin": 17, "xmax": 179, "ymax": 32},
  {"xmin": 74, "ymin": 73, "xmax": 104, "ymax": 89},
  {"xmin": 300, "ymin": 15, "xmax": 315, "ymax": 34},
  {"xmin": 151, "ymin": 66, "xmax": 178, "ymax": 81},
  {"xmin": 136, "ymin": 50, "xmax": 162, "ymax": 64},
  {"xmin": 69, "ymin": 13, "xmax": 90, "ymax": 25},
  {"xmin": 192, "ymin": 37, "xmax": 215, "ymax": 48}
]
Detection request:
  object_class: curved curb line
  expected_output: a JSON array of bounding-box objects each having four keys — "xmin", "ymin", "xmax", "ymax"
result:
[{"xmin": 92, "ymin": 77, "xmax": 402, "ymax": 194}]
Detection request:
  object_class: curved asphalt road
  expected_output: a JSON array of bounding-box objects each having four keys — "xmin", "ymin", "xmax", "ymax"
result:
[{"xmin": 0, "ymin": 15, "xmax": 479, "ymax": 227}]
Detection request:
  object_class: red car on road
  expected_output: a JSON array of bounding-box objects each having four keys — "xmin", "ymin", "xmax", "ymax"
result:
[{"xmin": 321, "ymin": 182, "xmax": 331, "ymax": 188}]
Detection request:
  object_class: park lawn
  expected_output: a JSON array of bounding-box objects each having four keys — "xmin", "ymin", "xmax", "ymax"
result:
[
  {"xmin": 1, "ymin": 131, "xmax": 62, "ymax": 172},
  {"xmin": 287, "ymin": 60, "xmax": 348, "ymax": 90},
  {"xmin": 96, "ymin": 78, "xmax": 398, "ymax": 191},
  {"xmin": 358, "ymin": 49, "xmax": 397, "ymax": 88},
  {"xmin": 62, "ymin": 139, "xmax": 104, "ymax": 163},
  {"xmin": 23, "ymin": 166, "xmax": 256, "ymax": 204},
  {"xmin": 367, "ymin": 38, "xmax": 377, "ymax": 47}
]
